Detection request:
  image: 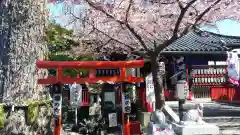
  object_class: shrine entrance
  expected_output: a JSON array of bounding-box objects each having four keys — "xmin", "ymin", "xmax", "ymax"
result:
[{"xmin": 36, "ymin": 60, "xmax": 144, "ymax": 135}]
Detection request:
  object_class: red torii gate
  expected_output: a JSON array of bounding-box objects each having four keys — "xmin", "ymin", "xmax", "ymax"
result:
[{"xmin": 36, "ymin": 60, "xmax": 144, "ymax": 135}]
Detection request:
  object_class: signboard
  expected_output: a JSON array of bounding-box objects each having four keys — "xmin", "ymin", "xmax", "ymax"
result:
[
  {"xmin": 53, "ymin": 93, "xmax": 62, "ymax": 117},
  {"xmin": 52, "ymin": 83, "xmax": 62, "ymax": 129},
  {"xmin": 227, "ymin": 51, "xmax": 240, "ymax": 85},
  {"xmin": 145, "ymin": 73, "xmax": 155, "ymax": 103},
  {"xmin": 108, "ymin": 113, "xmax": 117, "ymax": 127},
  {"xmin": 69, "ymin": 83, "xmax": 82, "ymax": 108},
  {"xmin": 122, "ymin": 92, "xmax": 131, "ymax": 113}
]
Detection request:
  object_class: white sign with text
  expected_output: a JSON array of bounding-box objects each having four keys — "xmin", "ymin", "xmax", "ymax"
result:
[
  {"xmin": 70, "ymin": 83, "xmax": 82, "ymax": 108},
  {"xmin": 146, "ymin": 73, "xmax": 155, "ymax": 103}
]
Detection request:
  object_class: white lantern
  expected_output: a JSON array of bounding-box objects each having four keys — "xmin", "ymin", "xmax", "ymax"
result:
[
  {"xmin": 69, "ymin": 83, "xmax": 82, "ymax": 108},
  {"xmin": 175, "ymin": 80, "xmax": 188, "ymax": 100}
]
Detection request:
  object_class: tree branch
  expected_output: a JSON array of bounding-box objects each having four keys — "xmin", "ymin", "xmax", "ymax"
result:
[
  {"xmin": 172, "ymin": 0, "xmax": 198, "ymax": 39},
  {"xmin": 178, "ymin": 0, "xmax": 221, "ymax": 37},
  {"xmin": 154, "ymin": 0, "xmax": 198, "ymax": 54},
  {"xmin": 176, "ymin": 0, "xmax": 183, "ymax": 9},
  {"xmin": 139, "ymin": 25, "xmax": 155, "ymax": 38},
  {"xmin": 85, "ymin": 0, "xmax": 125, "ymax": 24},
  {"xmin": 179, "ymin": 23, "xmax": 192, "ymax": 37},
  {"xmin": 84, "ymin": 0, "xmax": 151, "ymax": 52},
  {"xmin": 125, "ymin": 0, "xmax": 133, "ymax": 22},
  {"xmin": 69, "ymin": 5, "xmax": 135, "ymax": 51},
  {"xmin": 131, "ymin": 50, "xmax": 150, "ymax": 58},
  {"xmin": 193, "ymin": 0, "xmax": 222, "ymax": 26},
  {"xmin": 90, "ymin": 24, "xmax": 135, "ymax": 50},
  {"xmin": 155, "ymin": 39, "xmax": 176, "ymax": 54},
  {"xmin": 159, "ymin": 1, "xmax": 177, "ymax": 4}
]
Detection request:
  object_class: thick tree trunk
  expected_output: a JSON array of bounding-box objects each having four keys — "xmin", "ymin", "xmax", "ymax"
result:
[
  {"xmin": 0, "ymin": 0, "xmax": 48, "ymax": 103},
  {"xmin": 0, "ymin": 1, "xmax": 52, "ymax": 135},
  {"xmin": 150, "ymin": 55, "xmax": 165, "ymax": 110}
]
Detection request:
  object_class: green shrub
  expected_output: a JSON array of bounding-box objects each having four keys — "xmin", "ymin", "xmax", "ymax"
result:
[
  {"xmin": 0, "ymin": 104, "xmax": 5, "ymax": 128},
  {"xmin": 27, "ymin": 102, "xmax": 39, "ymax": 125}
]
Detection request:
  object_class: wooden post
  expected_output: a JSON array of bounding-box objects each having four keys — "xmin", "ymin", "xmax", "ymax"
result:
[
  {"xmin": 125, "ymin": 116, "xmax": 130, "ymax": 135},
  {"xmin": 53, "ymin": 82, "xmax": 62, "ymax": 135},
  {"xmin": 120, "ymin": 68, "xmax": 129, "ymax": 135},
  {"xmin": 186, "ymin": 66, "xmax": 189, "ymax": 99},
  {"xmin": 120, "ymin": 84, "xmax": 125, "ymax": 134}
]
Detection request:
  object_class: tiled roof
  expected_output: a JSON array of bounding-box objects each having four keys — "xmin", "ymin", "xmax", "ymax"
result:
[{"xmin": 162, "ymin": 29, "xmax": 240, "ymax": 54}]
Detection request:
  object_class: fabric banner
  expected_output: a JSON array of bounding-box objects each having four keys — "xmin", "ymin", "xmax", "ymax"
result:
[
  {"xmin": 145, "ymin": 73, "xmax": 155, "ymax": 103},
  {"xmin": 227, "ymin": 51, "xmax": 240, "ymax": 85}
]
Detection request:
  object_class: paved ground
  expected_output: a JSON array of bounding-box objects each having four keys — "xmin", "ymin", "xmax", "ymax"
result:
[
  {"xmin": 166, "ymin": 100, "xmax": 240, "ymax": 116},
  {"xmin": 167, "ymin": 100, "xmax": 240, "ymax": 134}
]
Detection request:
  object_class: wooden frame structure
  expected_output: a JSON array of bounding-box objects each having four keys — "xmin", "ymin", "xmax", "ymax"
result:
[{"xmin": 36, "ymin": 60, "xmax": 144, "ymax": 135}]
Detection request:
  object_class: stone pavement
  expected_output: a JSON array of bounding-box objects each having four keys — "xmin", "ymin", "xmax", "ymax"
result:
[
  {"xmin": 221, "ymin": 127, "xmax": 240, "ymax": 135},
  {"xmin": 166, "ymin": 100, "xmax": 240, "ymax": 116},
  {"xmin": 166, "ymin": 100, "xmax": 240, "ymax": 134}
]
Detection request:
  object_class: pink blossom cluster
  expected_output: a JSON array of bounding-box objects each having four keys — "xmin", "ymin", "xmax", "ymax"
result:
[{"xmin": 69, "ymin": 0, "xmax": 240, "ymax": 52}]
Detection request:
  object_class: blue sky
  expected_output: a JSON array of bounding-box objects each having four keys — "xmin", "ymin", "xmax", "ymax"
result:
[
  {"xmin": 48, "ymin": 3, "xmax": 240, "ymax": 36},
  {"xmin": 200, "ymin": 19, "xmax": 240, "ymax": 37},
  {"xmin": 47, "ymin": 2, "xmax": 86, "ymax": 29}
]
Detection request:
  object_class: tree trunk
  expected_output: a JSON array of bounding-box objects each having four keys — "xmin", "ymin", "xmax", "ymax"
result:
[
  {"xmin": 0, "ymin": 0, "xmax": 48, "ymax": 103},
  {"xmin": 150, "ymin": 55, "xmax": 165, "ymax": 110},
  {"xmin": 0, "ymin": 1, "xmax": 52, "ymax": 135}
]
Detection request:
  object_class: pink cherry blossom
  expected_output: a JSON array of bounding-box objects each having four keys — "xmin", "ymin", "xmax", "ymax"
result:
[
  {"xmin": 64, "ymin": 0, "xmax": 240, "ymax": 109},
  {"xmin": 67, "ymin": 0, "xmax": 240, "ymax": 54}
]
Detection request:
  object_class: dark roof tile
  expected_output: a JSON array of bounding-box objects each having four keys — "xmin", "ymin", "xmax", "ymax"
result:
[{"xmin": 162, "ymin": 28, "xmax": 240, "ymax": 54}]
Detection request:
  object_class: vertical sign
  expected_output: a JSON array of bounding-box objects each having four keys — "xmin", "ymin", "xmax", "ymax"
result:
[
  {"xmin": 145, "ymin": 73, "xmax": 155, "ymax": 103},
  {"xmin": 145, "ymin": 73, "xmax": 155, "ymax": 111},
  {"xmin": 69, "ymin": 83, "xmax": 82, "ymax": 108},
  {"xmin": 53, "ymin": 83, "xmax": 62, "ymax": 135},
  {"xmin": 108, "ymin": 113, "xmax": 117, "ymax": 127},
  {"xmin": 227, "ymin": 51, "xmax": 240, "ymax": 85},
  {"xmin": 122, "ymin": 92, "xmax": 131, "ymax": 113},
  {"xmin": 69, "ymin": 83, "xmax": 82, "ymax": 125}
]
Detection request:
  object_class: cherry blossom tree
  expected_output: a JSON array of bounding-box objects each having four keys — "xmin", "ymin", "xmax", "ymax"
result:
[{"xmin": 70, "ymin": 0, "xmax": 240, "ymax": 109}]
